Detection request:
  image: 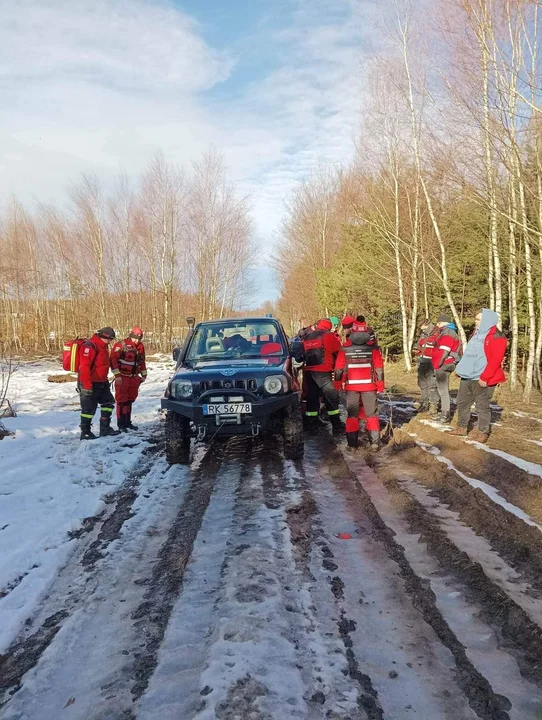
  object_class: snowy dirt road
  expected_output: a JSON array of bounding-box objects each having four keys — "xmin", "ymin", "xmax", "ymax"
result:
[{"xmin": 1, "ymin": 367, "xmax": 542, "ymax": 719}]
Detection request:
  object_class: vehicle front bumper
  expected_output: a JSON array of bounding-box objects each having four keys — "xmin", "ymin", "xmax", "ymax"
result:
[{"xmin": 161, "ymin": 392, "xmax": 299, "ymax": 421}]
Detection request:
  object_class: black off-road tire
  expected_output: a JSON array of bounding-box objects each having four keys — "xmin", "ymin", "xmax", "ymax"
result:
[
  {"xmin": 165, "ymin": 411, "xmax": 191, "ymax": 465},
  {"xmin": 283, "ymin": 403, "xmax": 304, "ymax": 460}
]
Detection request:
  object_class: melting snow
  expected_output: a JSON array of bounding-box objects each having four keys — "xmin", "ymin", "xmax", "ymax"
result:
[
  {"xmin": 408, "ymin": 433, "xmax": 542, "ymax": 533},
  {"xmin": 0, "ymin": 359, "xmax": 172, "ymax": 652}
]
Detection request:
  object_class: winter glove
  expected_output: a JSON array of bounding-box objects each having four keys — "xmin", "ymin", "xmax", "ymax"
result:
[
  {"xmin": 80, "ymin": 387, "xmax": 93, "ymax": 397},
  {"xmin": 376, "ymin": 381, "xmax": 385, "ymax": 394},
  {"xmin": 114, "ymin": 376, "xmax": 122, "ymax": 386},
  {"xmin": 139, "ymin": 375, "xmax": 146, "ymax": 383}
]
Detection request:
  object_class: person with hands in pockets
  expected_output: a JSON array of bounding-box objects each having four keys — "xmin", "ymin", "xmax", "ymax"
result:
[
  {"xmin": 78, "ymin": 327, "xmax": 120, "ymax": 440},
  {"xmin": 334, "ymin": 321, "xmax": 384, "ymax": 452},
  {"xmin": 110, "ymin": 326, "xmax": 147, "ymax": 432}
]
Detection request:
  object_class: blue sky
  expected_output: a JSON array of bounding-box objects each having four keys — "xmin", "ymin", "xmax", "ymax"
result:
[{"xmin": 0, "ymin": 0, "xmax": 372, "ymax": 304}]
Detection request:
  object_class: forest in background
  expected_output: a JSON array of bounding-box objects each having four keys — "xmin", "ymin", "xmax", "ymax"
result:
[
  {"xmin": 0, "ymin": 150, "xmax": 254, "ymax": 353},
  {"xmin": 275, "ymin": 0, "xmax": 542, "ymax": 400}
]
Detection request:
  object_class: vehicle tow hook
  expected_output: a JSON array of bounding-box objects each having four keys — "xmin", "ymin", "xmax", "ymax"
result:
[
  {"xmin": 251, "ymin": 423, "xmax": 261, "ymax": 437},
  {"xmin": 197, "ymin": 425, "xmax": 207, "ymax": 441}
]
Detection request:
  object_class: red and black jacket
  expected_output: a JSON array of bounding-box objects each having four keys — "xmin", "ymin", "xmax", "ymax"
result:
[
  {"xmin": 110, "ymin": 338, "xmax": 147, "ymax": 378},
  {"xmin": 432, "ymin": 326, "xmax": 462, "ymax": 370},
  {"xmin": 302, "ymin": 329, "xmax": 341, "ymax": 373},
  {"xmin": 415, "ymin": 325, "xmax": 439, "ymax": 361},
  {"xmin": 335, "ymin": 331, "xmax": 384, "ymax": 392},
  {"xmin": 78, "ymin": 334, "xmax": 111, "ymax": 389}
]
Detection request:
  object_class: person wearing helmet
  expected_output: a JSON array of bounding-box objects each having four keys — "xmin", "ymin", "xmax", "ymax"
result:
[
  {"xmin": 78, "ymin": 327, "xmax": 120, "ymax": 440},
  {"xmin": 110, "ymin": 327, "xmax": 147, "ymax": 432}
]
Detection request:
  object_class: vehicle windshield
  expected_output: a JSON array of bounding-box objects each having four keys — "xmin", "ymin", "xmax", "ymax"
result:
[{"xmin": 186, "ymin": 320, "xmax": 287, "ymax": 364}]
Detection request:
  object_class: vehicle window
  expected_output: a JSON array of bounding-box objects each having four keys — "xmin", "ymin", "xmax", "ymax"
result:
[{"xmin": 186, "ymin": 321, "xmax": 286, "ymax": 362}]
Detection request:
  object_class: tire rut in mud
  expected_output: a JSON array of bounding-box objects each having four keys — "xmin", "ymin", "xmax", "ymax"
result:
[
  {"xmin": 379, "ymin": 468, "xmax": 542, "ymax": 688},
  {"xmin": 407, "ymin": 419, "xmax": 542, "ymax": 520},
  {"xmin": 320, "ymin": 439, "xmax": 513, "ymax": 720},
  {"xmin": 288, "ymin": 436, "xmax": 384, "ymax": 718},
  {"xmin": 0, "ymin": 434, "xmax": 164, "ymax": 705},
  {"xmin": 377, "ymin": 436, "xmax": 542, "ymax": 598},
  {"xmin": 130, "ymin": 441, "xmax": 228, "ymax": 700}
]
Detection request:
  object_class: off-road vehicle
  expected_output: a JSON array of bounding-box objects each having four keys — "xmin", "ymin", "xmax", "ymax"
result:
[{"xmin": 161, "ymin": 317, "xmax": 304, "ymax": 463}]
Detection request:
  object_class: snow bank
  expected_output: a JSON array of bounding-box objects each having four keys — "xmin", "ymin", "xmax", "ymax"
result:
[{"xmin": 0, "ymin": 359, "xmax": 173, "ymax": 652}]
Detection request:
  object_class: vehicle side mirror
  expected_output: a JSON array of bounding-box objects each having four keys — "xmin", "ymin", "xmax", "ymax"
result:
[
  {"xmin": 172, "ymin": 347, "xmax": 181, "ymax": 363},
  {"xmin": 289, "ymin": 340, "xmax": 304, "ymax": 362}
]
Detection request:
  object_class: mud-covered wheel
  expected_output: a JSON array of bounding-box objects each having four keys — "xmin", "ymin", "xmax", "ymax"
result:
[
  {"xmin": 165, "ymin": 411, "xmax": 191, "ymax": 464},
  {"xmin": 283, "ymin": 403, "xmax": 304, "ymax": 460}
]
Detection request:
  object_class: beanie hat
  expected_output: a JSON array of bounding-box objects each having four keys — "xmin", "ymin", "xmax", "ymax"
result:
[
  {"xmin": 97, "ymin": 326, "xmax": 115, "ymax": 340},
  {"xmin": 352, "ymin": 321, "xmax": 368, "ymax": 332},
  {"xmin": 342, "ymin": 315, "xmax": 355, "ymax": 329},
  {"xmin": 316, "ymin": 318, "xmax": 333, "ymax": 331},
  {"xmin": 437, "ymin": 314, "xmax": 452, "ymax": 325},
  {"xmin": 329, "ymin": 316, "xmax": 340, "ymax": 328}
]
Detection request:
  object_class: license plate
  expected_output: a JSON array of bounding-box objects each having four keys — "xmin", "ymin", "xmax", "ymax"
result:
[{"xmin": 203, "ymin": 403, "xmax": 252, "ymax": 415}]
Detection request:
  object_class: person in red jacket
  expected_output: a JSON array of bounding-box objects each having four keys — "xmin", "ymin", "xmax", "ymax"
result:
[
  {"xmin": 78, "ymin": 327, "xmax": 120, "ymax": 440},
  {"xmin": 302, "ymin": 318, "xmax": 343, "ymax": 433},
  {"xmin": 431, "ymin": 314, "xmax": 462, "ymax": 423},
  {"xmin": 335, "ymin": 321, "xmax": 384, "ymax": 451},
  {"xmin": 110, "ymin": 327, "xmax": 147, "ymax": 432},
  {"xmin": 413, "ymin": 319, "xmax": 439, "ymax": 412},
  {"xmin": 450, "ymin": 309, "xmax": 507, "ymax": 442}
]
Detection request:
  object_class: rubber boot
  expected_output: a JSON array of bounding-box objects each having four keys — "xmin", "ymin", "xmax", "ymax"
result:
[
  {"xmin": 80, "ymin": 419, "xmax": 97, "ymax": 441},
  {"xmin": 330, "ymin": 414, "xmax": 345, "ymax": 435},
  {"xmin": 346, "ymin": 431, "xmax": 359, "ymax": 453},
  {"xmin": 100, "ymin": 416, "xmax": 120, "ymax": 437},
  {"xmin": 117, "ymin": 415, "xmax": 128, "ymax": 433},
  {"xmin": 125, "ymin": 412, "xmax": 138, "ymax": 431}
]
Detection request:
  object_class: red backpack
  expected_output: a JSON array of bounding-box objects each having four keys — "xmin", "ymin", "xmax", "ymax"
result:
[{"xmin": 62, "ymin": 338, "xmax": 95, "ymax": 373}]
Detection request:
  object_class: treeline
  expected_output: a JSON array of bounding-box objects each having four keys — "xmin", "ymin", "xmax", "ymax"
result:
[
  {"xmin": 0, "ymin": 150, "xmax": 254, "ymax": 352},
  {"xmin": 276, "ymin": 0, "xmax": 542, "ymax": 400}
]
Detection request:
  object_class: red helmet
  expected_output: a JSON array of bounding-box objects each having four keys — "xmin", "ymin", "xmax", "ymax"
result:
[{"xmin": 130, "ymin": 326, "xmax": 143, "ymax": 339}]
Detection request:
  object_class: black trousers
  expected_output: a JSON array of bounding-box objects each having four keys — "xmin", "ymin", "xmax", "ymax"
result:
[
  {"xmin": 79, "ymin": 382, "xmax": 115, "ymax": 427},
  {"xmin": 456, "ymin": 379, "xmax": 495, "ymax": 433},
  {"xmin": 304, "ymin": 371, "xmax": 340, "ymax": 418},
  {"xmin": 417, "ymin": 360, "xmax": 437, "ymax": 404}
]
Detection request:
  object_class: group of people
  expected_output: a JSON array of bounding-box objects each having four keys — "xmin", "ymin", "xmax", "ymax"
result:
[
  {"xmin": 298, "ymin": 306, "xmax": 508, "ymax": 450},
  {"xmin": 297, "ymin": 315, "xmax": 384, "ymax": 451},
  {"xmin": 414, "ymin": 308, "xmax": 507, "ymax": 442},
  {"xmin": 77, "ymin": 326, "xmax": 147, "ymax": 440}
]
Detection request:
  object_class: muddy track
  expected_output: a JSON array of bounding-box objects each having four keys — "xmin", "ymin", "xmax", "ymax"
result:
[
  {"xmin": 376, "ymin": 458, "xmax": 542, "ymax": 687},
  {"xmin": 319, "ymin": 438, "xmax": 514, "ymax": 720},
  {"xmin": 0, "ymin": 434, "xmax": 165, "ymax": 705},
  {"xmin": 407, "ymin": 418, "xmax": 542, "ymax": 521},
  {"xmin": 130, "ymin": 440, "xmax": 229, "ymax": 700},
  {"xmin": 378, "ymin": 435, "xmax": 542, "ymax": 596}
]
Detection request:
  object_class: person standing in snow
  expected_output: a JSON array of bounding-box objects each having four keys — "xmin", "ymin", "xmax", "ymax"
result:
[
  {"xmin": 450, "ymin": 309, "xmax": 507, "ymax": 443},
  {"xmin": 110, "ymin": 327, "xmax": 147, "ymax": 432},
  {"xmin": 431, "ymin": 314, "xmax": 462, "ymax": 423},
  {"xmin": 78, "ymin": 327, "xmax": 120, "ymax": 440},
  {"xmin": 413, "ymin": 319, "xmax": 439, "ymax": 413}
]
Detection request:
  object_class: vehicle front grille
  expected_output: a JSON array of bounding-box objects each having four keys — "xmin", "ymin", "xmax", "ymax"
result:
[{"xmin": 200, "ymin": 378, "xmax": 258, "ymax": 392}]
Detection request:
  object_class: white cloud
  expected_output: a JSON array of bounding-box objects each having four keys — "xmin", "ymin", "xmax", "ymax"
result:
[{"xmin": 0, "ymin": 0, "xmax": 374, "ymax": 298}]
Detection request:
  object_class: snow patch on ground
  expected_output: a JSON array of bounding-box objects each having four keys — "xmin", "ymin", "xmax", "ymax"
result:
[
  {"xmin": 465, "ymin": 441, "xmax": 542, "ymax": 478},
  {"xmin": 408, "ymin": 433, "xmax": 542, "ymax": 533},
  {"xmin": 0, "ymin": 359, "xmax": 173, "ymax": 652}
]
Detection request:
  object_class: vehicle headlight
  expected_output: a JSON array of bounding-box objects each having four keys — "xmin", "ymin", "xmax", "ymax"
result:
[
  {"xmin": 264, "ymin": 375, "xmax": 287, "ymax": 395},
  {"xmin": 171, "ymin": 379, "xmax": 193, "ymax": 399}
]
